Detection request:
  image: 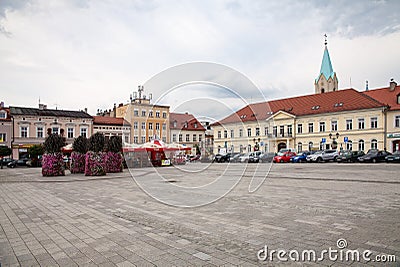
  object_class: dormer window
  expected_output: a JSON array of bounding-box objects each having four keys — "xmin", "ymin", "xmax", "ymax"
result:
[
  {"xmin": 173, "ymin": 121, "xmax": 177, "ymax": 128},
  {"xmin": 0, "ymin": 111, "xmax": 6, "ymax": 119},
  {"xmin": 194, "ymin": 123, "xmax": 197, "ymax": 128},
  {"xmin": 397, "ymin": 93, "xmax": 400, "ymax": 104},
  {"xmin": 184, "ymin": 122, "xmax": 188, "ymax": 128}
]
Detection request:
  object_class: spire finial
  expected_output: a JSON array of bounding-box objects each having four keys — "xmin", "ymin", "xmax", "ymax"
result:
[{"xmin": 324, "ymin": 34, "xmax": 328, "ymax": 46}]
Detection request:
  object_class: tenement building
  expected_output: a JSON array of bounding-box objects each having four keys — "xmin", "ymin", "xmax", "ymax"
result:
[
  {"xmin": 213, "ymin": 39, "xmax": 392, "ymax": 154},
  {"xmin": 10, "ymin": 104, "xmax": 93, "ymax": 159},
  {"xmin": 115, "ymin": 86, "xmax": 170, "ymax": 144},
  {"xmin": 92, "ymin": 116, "xmax": 131, "ymax": 144},
  {"xmin": 0, "ymin": 102, "xmax": 12, "ymax": 148},
  {"xmin": 169, "ymin": 112, "xmax": 206, "ymax": 155}
]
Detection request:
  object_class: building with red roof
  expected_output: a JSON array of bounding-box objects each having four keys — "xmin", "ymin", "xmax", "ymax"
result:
[
  {"xmin": 170, "ymin": 112, "xmax": 206, "ymax": 155},
  {"xmin": 93, "ymin": 116, "xmax": 131, "ymax": 143},
  {"xmin": 364, "ymin": 79, "xmax": 400, "ymax": 151}
]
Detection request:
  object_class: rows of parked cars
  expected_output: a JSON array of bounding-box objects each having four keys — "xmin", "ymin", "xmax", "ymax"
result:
[{"xmin": 213, "ymin": 149, "xmax": 400, "ymax": 164}]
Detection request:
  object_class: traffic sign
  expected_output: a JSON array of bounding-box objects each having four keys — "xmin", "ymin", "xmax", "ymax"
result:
[
  {"xmin": 322, "ymin": 138, "xmax": 326, "ymax": 143},
  {"xmin": 344, "ymin": 136, "xmax": 348, "ymax": 143}
]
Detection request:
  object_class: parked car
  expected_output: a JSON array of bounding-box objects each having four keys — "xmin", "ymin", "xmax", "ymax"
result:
[
  {"xmin": 214, "ymin": 153, "xmax": 231, "ymax": 163},
  {"xmin": 358, "ymin": 150, "xmax": 391, "ymax": 163},
  {"xmin": 307, "ymin": 149, "xmax": 338, "ymax": 163},
  {"xmin": 386, "ymin": 150, "xmax": 400, "ymax": 163},
  {"xmin": 26, "ymin": 156, "xmax": 43, "ymax": 167},
  {"xmin": 229, "ymin": 153, "xmax": 242, "ymax": 163},
  {"xmin": 258, "ymin": 152, "xmax": 275, "ymax": 163},
  {"xmin": 273, "ymin": 151, "xmax": 296, "ymax": 163},
  {"xmin": 337, "ymin": 150, "xmax": 365, "ymax": 163},
  {"xmin": 0, "ymin": 158, "xmax": 14, "ymax": 166},
  {"xmin": 290, "ymin": 151, "xmax": 312, "ymax": 163},
  {"xmin": 7, "ymin": 158, "xmax": 29, "ymax": 168}
]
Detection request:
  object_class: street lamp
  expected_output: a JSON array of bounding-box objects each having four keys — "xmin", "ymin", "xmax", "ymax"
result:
[{"xmin": 329, "ymin": 132, "xmax": 340, "ymax": 149}]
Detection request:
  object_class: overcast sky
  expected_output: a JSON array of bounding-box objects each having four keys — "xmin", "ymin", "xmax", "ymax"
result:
[{"xmin": 1, "ymin": 0, "xmax": 400, "ymax": 120}]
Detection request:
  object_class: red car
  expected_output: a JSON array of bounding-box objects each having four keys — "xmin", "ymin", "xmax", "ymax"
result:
[{"xmin": 273, "ymin": 151, "xmax": 296, "ymax": 163}]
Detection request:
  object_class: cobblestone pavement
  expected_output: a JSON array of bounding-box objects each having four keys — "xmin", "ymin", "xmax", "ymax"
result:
[{"xmin": 0, "ymin": 163, "xmax": 399, "ymax": 266}]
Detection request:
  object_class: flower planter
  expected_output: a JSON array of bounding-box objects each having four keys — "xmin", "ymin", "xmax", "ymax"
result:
[
  {"xmin": 105, "ymin": 151, "xmax": 123, "ymax": 173},
  {"xmin": 42, "ymin": 153, "xmax": 65, "ymax": 177},
  {"xmin": 84, "ymin": 151, "xmax": 106, "ymax": 176},
  {"xmin": 70, "ymin": 152, "xmax": 86, "ymax": 174}
]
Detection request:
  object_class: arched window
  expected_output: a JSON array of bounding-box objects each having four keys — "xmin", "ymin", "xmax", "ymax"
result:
[
  {"xmin": 297, "ymin": 142, "xmax": 302, "ymax": 153},
  {"xmin": 346, "ymin": 140, "xmax": 352, "ymax": 151},
  {"xmin": 371, "ymin": 139, "xmax": 378, "ymax": 150},
  {"xmin": 321, "ymin": 88, "xmax": 325, "ymax": 93},
  {"xmin": 358, "ymin": 140, "xmax": 364, "ymax": 151},
  {"xmin": 308, "ymin": 142, "xmax": 313, "ymax": 151}
]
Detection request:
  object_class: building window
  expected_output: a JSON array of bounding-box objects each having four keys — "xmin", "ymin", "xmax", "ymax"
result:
[
  {"xmin": 371, "ymin": 139, "xmax": 378, "ymax": 150},
  {"xmin": 155, "ymin": 111, "xmax": 160, "ymax": 118},
  {"xmin": 331, "ymin": 121, "xmax": 338, "ymax": 131},
  {"xmin": 273, "ymin": 126, "xmax": 277, "ymax": 137},
  {"xmin": 279, "ymin": 125, "xmax": 284, "ymax": 137},
  {"xmin": 358, "ymin": 139, "xmax": 365, "ymax": 151},
  {"xmin": 37, "ymin": 127, "xmax": 43, "ymax": 138},
  {"xmin": 194, "ymin": 123, "xmax": 198, "ymax": 128},
  {"xmin": 297, "ymin": 124, "xmax": 303, "ymax": 134},
  {"xmin": 133, "ymin": 136, "xmax": 138, "ymax": 143},
  {"xmin": 239, "ymin": 129, "xmax": 243, "ymax": 137},
  {"xmin": 149, "ymin": 111, "xmax": 153, "ymax": 117},
  {"xmin": 230, "ymin": 129, "xmax": 234, "ymax": 138},
  {"xmin": 162, "ymin": 123, "xmax": 166, "ymax": 130},
  {"xmin": 156, "ymin": 123, "xmax": 160, "ymax": 130},
  {"xmin": 141, "ymin": 110, "xmax": 146, "ymax": 117},
  {"xmin": 370, "ymin": 117, "xmax": 378, "ymax": 129},
  {"xmin": 346, "ymin": 119, "xmax": 353, "ymax": 130},
  {"xmin": 308, "ymin": 123, "xmax": 314, "ymax": 133},
  {"xmin": 80, "ymin": 128, "xmax": 87, "ymax": 137},
  {"xmin": 308, "ymin": 142, "xmax": 313, "ymax": 151},
  {"xmin": 0, "ymin": 133, "xmax": 6, "ymax": 142},
  {"xmin": 52, "ymin": 127, "xmax": 59, "ymax": 135},
  {"xmin": 21, "ymin": 126, "xmax": 28, "ymax": 138},
  {"xmin": 319, "ymin": 122, "xmax": 325, "ymax": 132},
  {"xmin": 287, "ymin": 125, "xmax": 292, "ymax": 136},
  {"xmin": 358, "ymin": 118, "xmax": 365, "ymax": 129},
  {"xmin": 193, "ymin": 134, "xmax": 197, "ymax": 142},
  {"xmin": 297, "ymin": 142, "xmax": 302, "ymax": 153},
  {"xmin": 0, "ymin": 112, "xmax": 6, "ymax": 119},
  {"xmin": 395, "ymin": 115, "xmax": 400, "ymax": 128},
  {"xmin": 224, "ymin": 130, "xmax": 228, "ymax": 138},
  {"xmin": 264, "ymin": 127, "xmax": 269, "ymax": 136},
  {"xmin": 141, "ymin": 122, "xmax": 146, "ymax": 130},
  {"xmin": 172, "ymin": 134, "xmax": 176, "ymax": 142},
  {"xmin": 179, "ymin": 134, "xmax": 183, "ymax": 142},
  {"xmin": 247, "ymin": 128, "xmax": 251, "ymax": 137},
  {"xmin": 162, "ymin": 137, "xmax": 166, "ymax": 142},
  {"xmin": 199, "ymin": 134, "xmax": 202, "ymax": 142},
  {"xmin": 218, "ymin": 131, "xmax": 221, "ymax": 139},
  {"xmin": 134, "ymin": 109, "xmax": 139, "ymax": 116},
  {"xmin": 255, "ymin": 127, "xmax": 260, "ymax": 136},
  {"xmin": 141, "ymin": 136, "xmax": 146, "ymax": 143},
  {"xmin": 162, "ymin": 112, "xmax": 167, "ymax": 118},
  {"xmin": 149, "ymin": 123, "xmax": 153, "ymax": 130},
  {"xmin": 124, "ymin": 135, "xmax": 129, "ymax": 143},
  {"xmin": 186, "ymin": 134, "xmax": 190, "ymax": 142},
  {"xmin": 346, "ymin": 140, "xmax": 353, "ymax": 151},
  {"xmin": 67, "ymin": 128, "xmax": 74, "ymax": 139},
  {"xmin": 134, "ymin": 122, "xmax": 138, "ymax": 129}
]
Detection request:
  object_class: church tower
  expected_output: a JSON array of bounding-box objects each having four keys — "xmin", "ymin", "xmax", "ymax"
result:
[{"xmin": 315, "ymin": 35, "xmax": 338, "ymax": 94}]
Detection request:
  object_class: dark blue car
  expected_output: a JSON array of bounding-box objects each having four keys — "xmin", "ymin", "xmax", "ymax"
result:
[{"xmin": 290, "ymin": 151, "xmax": 312, "ymax": 163}]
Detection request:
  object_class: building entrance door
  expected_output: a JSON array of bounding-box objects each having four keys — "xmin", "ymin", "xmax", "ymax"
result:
[
  {"xmin": 392, "ymin": 140, "xmax": 400, "ymax": 152},
  {"xmin": 277, "ymin": 142, "xmax": 286, "ymax": 152}
]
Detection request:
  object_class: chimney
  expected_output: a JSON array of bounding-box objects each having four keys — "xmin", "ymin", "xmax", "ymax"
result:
[
  {"xmin": 39, "ymin": 103, "xmax": 47, "ymax": 110},
  {"xmin": 365, "ymin": 80, "xmax": 369, "ymax": 91},
  {"xmin": 0, "ymin": 101, "xmax": 4, "ymax": 108},
  {"xmin": 118, "ymin": 103, "xmax": 123, "ymax": 107},
  {"xmin": 390, "ymin": 78, "xmax": 397, "ymax": 91},
  {"xmin": 84, "ymin": 107, "xmax": 88, "ymax": 113}
]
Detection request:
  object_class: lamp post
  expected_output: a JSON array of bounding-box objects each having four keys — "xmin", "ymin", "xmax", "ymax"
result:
[
  {"xmin": 329, "ymin": 132, "xmax": 340, "ymax": 149},
  {"xmin": 253, "ymin": 138, "xmax": 261, "ymax": 151}
]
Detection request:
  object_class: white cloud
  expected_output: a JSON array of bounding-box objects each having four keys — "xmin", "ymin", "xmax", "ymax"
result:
[{"xmin": 0, "ymin": 0, "xmax": 399, "ymax": 118}]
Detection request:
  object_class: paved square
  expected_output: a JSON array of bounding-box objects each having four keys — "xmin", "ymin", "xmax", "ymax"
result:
[{"xmin": 0, "ymin": 163, "xmax": 399, "ymax": 266}]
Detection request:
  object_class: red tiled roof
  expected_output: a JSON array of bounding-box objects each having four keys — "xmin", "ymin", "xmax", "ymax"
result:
[
  {"xmin": 170, "ymin": 113, "xmax": 206, "ymax": 131},
  {"xmin": 93, "ymin": 116, "xmax": 131, "ymax": 126},
  {"xmin": 363, "ymin": 85, "xmax": 400, "ymax": 111},
  {"xmin": 214, "ymin": 89, "xmax": 385, "ymax": 125}
]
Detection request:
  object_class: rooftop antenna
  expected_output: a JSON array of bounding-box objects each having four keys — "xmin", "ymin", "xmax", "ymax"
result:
[{"xmin": 365, "ymin": 80, "xmax": 369, "ymax": 91}]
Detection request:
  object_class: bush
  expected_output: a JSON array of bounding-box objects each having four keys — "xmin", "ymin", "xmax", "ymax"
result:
[
  {"xmin": 0, "ymin": 146, "xmax": 12, "ymax": 157},
  {"xmin": 85, "ymin": 151, "xmax": 106, "ymax": 176},
  {"xmin": 89, "ymin": 132, "xmax": 105, "ymax": 153},
  {"xmin": 44, "ymin": 134, "xmax": 65, "ymax": 153},
  {"xmin": 73, "ymin": 136, "xmax": 88, "ymax": 154},
  {"xmin": 105, "ymin": 151, "xmax": 123, "ymax": 173},
  {"xmin": 42, "ymin": 153, "xmax": 65, "ymax": 176},
  {"xmin": 70, "ymin": 152, "xmax": 86, "ymax": 173}
]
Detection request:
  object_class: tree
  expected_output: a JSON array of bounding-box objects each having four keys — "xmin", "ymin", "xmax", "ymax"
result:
[
  {"xmin": 28, "ymin": 144, "xmax": 44, "ymax": 159},
  {"xmin": 0, "ymin": 146, "xmax": 12, "ymax": 157}
]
